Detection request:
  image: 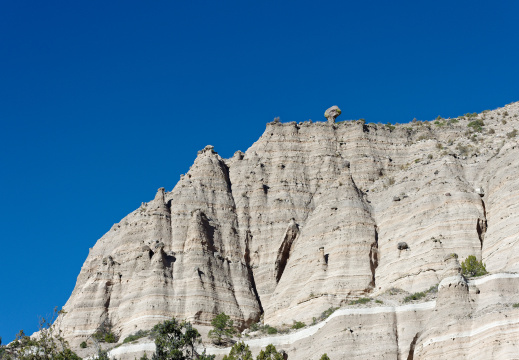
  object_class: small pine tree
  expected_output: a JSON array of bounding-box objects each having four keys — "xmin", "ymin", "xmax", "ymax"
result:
[
  {"xmin": 256, "ymin": 344, "xmax": 283, "ymax": 360},
  {"xmin": 208, "ymin": 313, "xmax": 237, "ymax": 345},
  {"xmin": 320, "ymin": 354, "xmax": 330, "ymax": 360},
  {"xmin": 223, "ymin": 342, "xmax": 253, "ymax": 360},
  {"xmin": 11, "ymin": 308, "xmax": 82, "ymax": 360},
  {"xmin": 461, "ymin": 255, "xmax": 488, "ymax": 277}
]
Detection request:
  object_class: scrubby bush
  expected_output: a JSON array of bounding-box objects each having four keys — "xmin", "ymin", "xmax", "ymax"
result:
[
  {"xmin": 152, "ymin": 317, "xmax": 215, "ymax": 359},
  {"xmin": 427, "ymin": 284, "xmax": 439, "ymax": 293},
  {"xmin": 223, "ymin": 342, "xmax": 253, "ymax": 360},
  {"xmin": 468, "ymin": 119, "xmax": 485, "ymax": 132},
  {"xmin": 256, "ymin": 344, "xmax": 284, "ymax": 360},
  {"xmin": 80, "ymin": 341, "xmax": 87, "ymax": 348},
  {"xmin": 349, "ymin": 298, "xmax": 371, "ymax": 305},
  {"xmin": 507, "ymin": 129, "xmax": 517, "ymax": 138},
  {"xmin": 403, "ymin": 283, "xmax": 439, "ymax": 302},
  {"xmin": 447, "ymin": 118, "xmax": 459, "ymax": 125},
  {"xmin": 404, "ymin": 291, "xmax": 426, "ymax": 302},
  {"xmin": 456, "ymin": 143, "xmax": 474, "ymax": 156},
  {"xmin": 291, "ymin": 321, "xmax": 306, "ymax": 330},
  {"xmin": 1, "ymin": 308, "xmax": 81, "ymax": 360},
  {"xmin": 93, "ymin": 318, "xmax": 118, "ymax": 343},
  {"xmin": 461, "ymin": 255, "xmax": 488, "ymax": 277},
  {"xmin": 123, "ymin": 329, "xmax": 149, "ymax": 343},
  {"xmin": 265, "ymin": 325, "xmax": 278, "ymax": 335},
  {"xmin": 320, "ymin": 307, "xmax": 339, "ymax": 320}
]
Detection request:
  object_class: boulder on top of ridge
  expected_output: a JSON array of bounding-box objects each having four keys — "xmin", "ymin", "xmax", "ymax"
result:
[
  {"xmin": 324, "ymin": 105, "xmax": 341, "ymax": 123},
  {"xmin": 198, "ymin": 145, "xmax": 216, "ymax": 155}
]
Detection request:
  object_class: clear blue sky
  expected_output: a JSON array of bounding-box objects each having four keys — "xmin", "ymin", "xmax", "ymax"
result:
[{"xmin": 1, "ymin": 0, "xmax": 518, "ymax": 342}]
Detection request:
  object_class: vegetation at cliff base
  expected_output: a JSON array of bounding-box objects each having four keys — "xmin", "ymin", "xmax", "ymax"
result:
[
  {"xmin": 291, "ymin": 321, "xmax": 306, "ymax": 330},
  {"xmin": 0, "ymin": 308, "xmax": 81, "ymax": 360},
  {"xmin": 461, "ymin": 255, "xmax": 488, "ymax": 277},
  {"xmin": 208, "ymin": 313, "xmax": 237, "ymax": 345},
  {"xmin": 223, "ymin": 342, "xmax": 253, "ymax": 360},
  {"xmin": 256, "ymin": 344, "xmax": 284, "ymax": 360},
  {"xmin": 151, "ymin": 318, "xmax": 214, "ymax": 360}
]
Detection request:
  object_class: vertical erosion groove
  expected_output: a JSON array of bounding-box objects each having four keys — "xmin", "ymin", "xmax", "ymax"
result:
[
  {"xmin": 244, "ymin": 232, "xmax": 263, "ymax": 314},
  {"xmin": 477, "ymin": 199, "xmax": 488, "ymax": 250},
  {"xmin": 369, "ymin": 225, "xmax": 379, "ymax": 289},
  {"xmin": 406, "ymin": 332, "xmax": 420, "ymax": 360}
]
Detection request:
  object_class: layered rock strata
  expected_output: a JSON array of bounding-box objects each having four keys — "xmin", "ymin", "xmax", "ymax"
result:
[{"xmin": 59, "ymin": 102, "xmax": 519, "ymax": 359}]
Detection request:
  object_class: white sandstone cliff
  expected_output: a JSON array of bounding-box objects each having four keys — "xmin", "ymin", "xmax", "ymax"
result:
[{"xmin": 59, "ymin": 102, "xmax": 519, "ymax": 359}]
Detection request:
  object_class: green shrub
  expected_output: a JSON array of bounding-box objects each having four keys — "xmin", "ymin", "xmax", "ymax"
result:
[
  {"xmin": 256, "ymin": 344, "xmax": 283, "ymax": 360},
  {"xmin": 349, "ymin": 298, "xmax": 371, "ymax": 305},
  {"xmin": 320, "ymin": 354, "xmax": 331, "ymax": 360},
  {"xmin": 513, "ymin": 303, "xmax": 519, "ymax": 308},
  {"xmin": 265, "ymin": 325, "xmax": 278, "ymax": 335},
  {"xmin": 80, "ymin": 341, "xmax": 87, "ymax": 349},
  {"xmin": 461, "ymin": 255, "xmax": 488, "ymax": 277},
  {"xmin": 291, "ymin": 321, "xmax": 306, "ymax": 330},
  {"xmin": 468, "ymin": 119, "xmax": 485, "ymax": 132},
  {"xmin": 427, "ymin": 284, "xmax": 439, "ymax": 293},
  {"xmin": 447, "ymin": 118, "xmax": 459, "ymax": 125},
  {"xmin": 93, "ymin": 319, "xmax": 117, "ymax": 343},
  {"xmin": 123, "ymin": 330, "xmax": 149, "ymax": 343},
  {"xmin": 223, "ymin": 342, "xmax": 252, "ymax": 360},
  {"xmin": 209, "ymin": 313, "xmax": 236, "ymax": 345},
  {"xmin": 249, "ymin": 322, "xmax": 260, "ymax": 332},
  {"xmin": 152, "ymin": 318, "xmax": 215, "ymax": 360},
  {"xmin": 404, "ymin": 291, "xmax": 426, "ymax": 302},
  {"xmin": 507, "ymin": 129, "xmax": 517, "ymax": 139},
  {"xmin": 320, "ymin": 307, "xmax": 339, "ymax": 320},
  {"xmin": 104, "ymin": 332, "xmax": 117, "ymax": 343},
  {"xmin": 375, "ymin": 300, "xmax": 383, "ymax": 304},
  {"xmin": 456, "ymin": 143, "xmax": 474, "ymax": 156}
]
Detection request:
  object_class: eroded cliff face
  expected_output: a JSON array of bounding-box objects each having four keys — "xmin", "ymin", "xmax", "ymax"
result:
[{"xmin": 59, "ymin": 102, "xmax": 519, "ymax": 358}]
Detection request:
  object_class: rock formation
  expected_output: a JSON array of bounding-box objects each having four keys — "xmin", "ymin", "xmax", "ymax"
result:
[
  {"xmin": 58, "ymin": 102, "xmax": 519, "ymax": 359},
  {"xmin": 324, "ymin": 105, "xmax": 341, "ymax": 123}
]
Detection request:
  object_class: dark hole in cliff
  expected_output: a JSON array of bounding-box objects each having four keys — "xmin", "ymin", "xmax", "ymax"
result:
[
  {"xmin": 275, "ymin": 224, "xmax": 298, "ymax": 283},
  {"xmin": 262, "ymin": 184, "xmax": 270, "ymax": 194},
  {"xmin": 476, "ymin": 218, "xmax": 487, "ymax": 249},
  {"xmin": 276, "ymin": 245, "xmax": 291, "ymax": 283}
]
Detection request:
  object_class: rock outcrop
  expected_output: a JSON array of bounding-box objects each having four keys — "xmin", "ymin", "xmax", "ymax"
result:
[{"xmin": 59, "ymin": 102, "xmax": 519, "ymax": 359}]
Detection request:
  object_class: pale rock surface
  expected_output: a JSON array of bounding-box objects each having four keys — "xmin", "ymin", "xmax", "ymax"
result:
[
  {"xmin": 324, "ymin": 105, "xmax": 341, "ymax": 123},
  {"xmin": 58, "ymin": 102, "xmax": 519, "ymax": 358}
]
